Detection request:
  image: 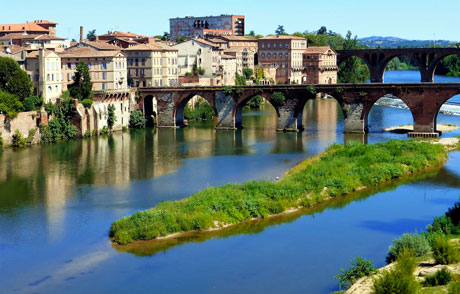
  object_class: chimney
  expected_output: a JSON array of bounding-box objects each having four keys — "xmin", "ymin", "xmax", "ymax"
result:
[{"xmin": 80, "ymin": 26, "xmax": 84, "ymax": 42}]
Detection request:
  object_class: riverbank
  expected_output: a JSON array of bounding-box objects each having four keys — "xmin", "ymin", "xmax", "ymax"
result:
[
  {"xmin": 384, "ymin": 124, "xmax": 459, "ymax": 134},
  {"xmin": 109, "ymin": 139, "xmax": 451, "ymax": 245}
]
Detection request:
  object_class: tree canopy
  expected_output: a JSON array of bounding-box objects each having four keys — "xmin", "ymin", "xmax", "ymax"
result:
[
  {"xmin": 275, "ymin": 25, "xmax": 286, "ymax": 36},
  {"xmin": 0, "ymin": 57, "xmax": 32, "ymax": 101},
  {"xmin": 68, "ymin": 62, "xmax": 93, "ymax": 100}
]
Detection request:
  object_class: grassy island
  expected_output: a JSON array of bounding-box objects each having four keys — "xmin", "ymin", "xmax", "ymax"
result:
[{"xmin": 110, "ymin": 140, "xmax": 447, "ymax": 245}]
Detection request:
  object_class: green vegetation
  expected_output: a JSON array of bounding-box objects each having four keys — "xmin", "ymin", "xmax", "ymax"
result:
[
  {"xmin": 129, "ymin": 110, "xmax": 147, "ymax": 129},
  {"xmin": 100, "ymin": 126, "xmax": 110, "ymax": 136},
  {"xmin": 385, "ymin": 57, "xmax": 419, "ymax": 71},
  {"xmin": 270, "ymin": 92, "xmax": 285, "ymax": 107},
  {"xmin": 0, "ymin": 90, "xmax": 23, "ymax": 118},
  {"xmin": 242, "ymin": 68, "xmax": 254, "ymax": 80},
  {"xmin": 372, "ymin": 248, "xmax": 419, "ymax": 294},
  {"xmin": 424, "ymin": 268, "xmax": 452, "ymax": 286},
  {"xmin": 68, "ymin": 62, "xmax": 93, "ymax": 101},
  {"xmin": 81, "ymin": 99, "xmax": 93, "ymax": 109},
  {"xmin": 109, "ymin": 140, "xmax": 447, "ymax": 245},
  {"xmin": 107, "ymin": 104, "xmax": 116, "ymax": 131},
  {"xmin": 184, "ymin": 100, "xmax": 214, "ymax": 121},
  {"xmin": 432, "ymin": 235, "xmax": 459, "ymax": 265},
  {"xmin": 437, "ymin": 55, "xmax": 460, "ymax": 77},
  {"xmin": 0, "ymin": 57, "xmax": 32, "ymax": 101},
  {"xmin": 23, "ymin": 96, "xmax": 43, "ymax": 112},
  {"xmin": 235, "ymin": 73, "xmax": 246, "ymax": 85},
  {"xmin": 448, "ymin": 280, "xmax": 460, "ymax": 293},
  {"xmin": 246, "ymin": 95, "xmax": 263, "ymax": 109},
  {"xmin": 335, "ymin": 256, "xmax": 376, "ymax": 289},
  {"xmin": 40, "ymin": 99, "xmax": 78, "ymax": 143},
  {"xmin": 0, "ymin": 132, "xmax": 4, "ymax": 150},
  {"xmin": 338, "ymin": 32, "xmax": 370, "ymax": 83},
  {"xmin": 386, "ymin": 233, "xmax": 431, "ymax": 263}
]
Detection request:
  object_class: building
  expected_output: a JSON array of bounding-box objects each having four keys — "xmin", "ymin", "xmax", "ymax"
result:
[
  {"xmin": 24, "ymin": 48, "xmax": 63, "ymax": 102},
  {"xmin": 174, "ymin": 39, "xmax": 220, "ymax": 79},
  {"xmin": 0, "ymin": 20, "xmax": 57, "ymax": 37},
  {"xmin": 302, "ymin": 46, "xmax": 338, "ymax": 84},
  {"xmin": 124, "ymin": 43, "xmax": 179, "ymax": 87},
  {"xmin": 208, "ymin": 35, "xmax": 257, "ymax": 73},
  {"xmin": 59, "ymin": 47, "xmax": 128, "ymax": 92},
  {"xmin": 170, "ymin": 15, "xmax": 245, "ymax": 41},
  {"xmin": 258, "ymin": 35, "xmax": 307, "ymax": 84},
  {"xmin": 220, "ymin": 54, "xmax": 237, "ymax": 85},
  {"xmin": 0, "ymin": 33, "xmax": 68, "ymax": 48}
]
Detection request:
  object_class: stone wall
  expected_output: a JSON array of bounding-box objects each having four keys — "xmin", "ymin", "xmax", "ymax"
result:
[{"xmin": 0, "ymin": 111, "xmax": 43, "ymax": 146}]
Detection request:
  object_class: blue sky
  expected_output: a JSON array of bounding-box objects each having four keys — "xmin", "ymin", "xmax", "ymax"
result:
[{"xmin": 3, "ymin": 0, "xmax": 459, "ymax": 41}]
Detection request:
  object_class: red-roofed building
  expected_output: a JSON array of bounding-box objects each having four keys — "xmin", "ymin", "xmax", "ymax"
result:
[
  {"xmin": 302, "ymin": 46, "xmax": 337, "ymax": 84},
  {"xmin": 0, "ymin": 20, "xmax": 57, "ymax": 37}
]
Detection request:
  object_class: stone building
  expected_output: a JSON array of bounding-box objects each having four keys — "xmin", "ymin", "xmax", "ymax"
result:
[
  {"xmin": 124, "ymin": 43, "xmax": 179, "ymax": 87},
  {"xmin": 59, "ymin": 47, "xmax": 128, "ymax": 92},
  {"xmin": 170, "ymin": 15, "xmax": 245, "ymax": 41},
  {"xmin": 24, "ymin": 48, "xmax": 63, "ymax": 102},
  {"xmin": 208, "ymin": 35, "xmax": 257, "ymax": 74},
  {"xmin": 258, "ymin": 35, "xmax": 307, "ymax": 84},
  {"xmin": 302, "ymin": 46, "xmax": 338, "ymax": 84}
]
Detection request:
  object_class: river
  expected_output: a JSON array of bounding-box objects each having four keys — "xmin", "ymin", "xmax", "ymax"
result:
[{"xmin": 0, "ymin": 71, "xmax": 460, "ymax": 294}]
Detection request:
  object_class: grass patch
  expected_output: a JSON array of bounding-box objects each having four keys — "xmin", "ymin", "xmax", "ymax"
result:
[{"xmin": 109, "ymin": 140, "xmax": 447, "ymax": 245}]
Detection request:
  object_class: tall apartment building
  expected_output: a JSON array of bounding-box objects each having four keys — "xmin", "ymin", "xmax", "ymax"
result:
[
  {"xmin": 124, "ymin": 43, "xmax": 179, "ymax": 87},
  {"xmin": 303, "ymin": 46, "xmax": 338, "ymax": 84},
  {"xmin": 0, "ymin": 20, "xmax": 57, "ymax": 37},
  {"xmin": 59, "ymin": 47, "xmax": 128, "ymax": 92},
  {"xmin": 170, "ymin": 15, "xmax": 245, "ymax": 41},
  {"xmin": 258, "ymin": 35, "xmax": 307, "ymax": 84},
  {"xmin": 24, "ymin": 49, "xmax": 63, "ymax": 102}
]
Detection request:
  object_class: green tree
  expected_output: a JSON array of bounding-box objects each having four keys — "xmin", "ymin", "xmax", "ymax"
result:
[
  {"xmin": 235, "ymin": 73, "xmax": 246, "ymax": 85},
  {"xmin": 86, "ymin": 29, "xmax": 96, "ymax": 40},
  {"xmin": 317, "ymin": 26, "xmax": 327, "ymax": 35},
  {"xmin": 129, "ymin": 110, "xmax": 146, "ymax": 128},
  {"xmin": 242, "ymin": 68, "xmax": 254, "ymax": 79},
  {"xmin": 338, "ymin": 31, "xmax": 370, "ymax": 83},
  {"xmin": 107, "ymin": 104, "xmax": 116, "ymax": 131},
  {"xmin": 275, "ymin": 25, "xmax": 286, "ymax": 36},
  {"xmin": 0, "ymin": 90, "xmax": 23, "ymax": 118},
  {"xmin": 68, "ymin": 62, "xmax": 93, "ymax": 100},
  {"xmin": 0, "ymin": 57, "xmax": 32, "ymax": 101}
]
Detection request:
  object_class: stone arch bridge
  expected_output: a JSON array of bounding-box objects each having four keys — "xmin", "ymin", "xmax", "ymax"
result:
[
  {"xmin": 139, "ymin": 83, "xmax": 460, "ymax": 137},
  {"xmin": 336, "ymin": 48, "xmax": 460, "ymax": 83}
]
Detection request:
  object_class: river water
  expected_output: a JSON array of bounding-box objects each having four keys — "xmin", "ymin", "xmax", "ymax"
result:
[{"xmin": 1, "ymin": 71, "xmax": 460, "ymax": 294}]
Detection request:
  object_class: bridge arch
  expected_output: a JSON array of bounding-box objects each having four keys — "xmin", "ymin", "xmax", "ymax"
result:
[
  {"xmin": 233, "ymin": 92, "xmax": 280, "ymax": 129},
  {"xmin": 434, "ymin": 93, "xmax": 460, "ymax": 133},
  {"xmin": 174, "ymin": 92, "xmax": 217, "ymax": 127},
  {"xmin": 143, "ymin": 95, "xmax": 158, "ymax": 127}
]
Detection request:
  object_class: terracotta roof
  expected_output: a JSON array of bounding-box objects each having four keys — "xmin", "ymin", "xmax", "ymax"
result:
[
  {"xmin": 26, "ymin": 49, "xmax": 57, "ymax": 58},
  {"xmin": 0, "ymin": 33, "xmax": 65, "ymax": 41},
  {"xmin": 110, "ymin": 37, "xmax": 139, "ymax": 44},
  {"xmin": 59, "ymin": 47, "xmax": 125, "ymax": 58},
  {"xmin": 220, "ymin": 36, "xmax": 257, "ymax": 41},
  {"xmin": 33, "ymin": 20, "xmax": 58, "ymax": 25},
  {"xmin": 0, "ymin": 22, "xmax": 49, "ymax": 33},
  {"xmin": 79, "ymin": 41, "xmax": 120, "ymax": 50},
  {"xmin": 123, "ymin": 43, "xmax": 177, "ymax": 52},
  {"xmin": 207, "ymin": 38, "xmax": 227, "ymax": 43},
  {"xmin": 98, "ymin": 31, "xmax": 147, "ymax": 39},
  {"xmin": 190, "ymin": 38, "xmax": 219, "ymax": 48},
  {"xmin": 304, "ymin": 46, "xmax": 336, "ymax": 54},
  {"xmin": 259, "ymin": 35, "xmax": 306, "ymax": 40}
]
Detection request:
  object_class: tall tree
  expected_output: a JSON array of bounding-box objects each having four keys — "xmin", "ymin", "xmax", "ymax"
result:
[
  {"xmin": 68, "ymin": 62, "xmax": 93, "ymax": 100},
  {"xmin": 107, "ymin": 104, "xmax": 116, "ymax": 131},
  {"xmin": 275, "ymin": 25, "xmax": 286, "ymax": 36},
  {"xmin": 317, "ymin": 26, "xmax": 327, "ymax": 35},
  {"xmin": 86, "ymin": 29, "xmax": 96, "ymax": 40},
  {"xmin": 0, "ymin": 57, "xmax": 32, "ymax": 101},
  {"xmin": 338, "ymin": 31, "xmax": 370, "ymax": 83}
]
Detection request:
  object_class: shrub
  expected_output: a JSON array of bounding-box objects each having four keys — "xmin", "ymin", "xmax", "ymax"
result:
[
  {"xmin": 448, "ymin": 280, "xmax": 460, "ymax": 294},
  {"xmin": 23, "ymin": 96, "xmax": 43, "ymax": 111},
  {"xmin": 122, "ymin": 126, "xmax": 128, "ymax": 132},
  {"xmin": 100, "ymin": 126, "xmax": 110, "ymax": 135},
  {"xmin": 129, "ymin": 110, "xmax": 146, "ymax": 128},
  {"xmin": 26, "ymin": 129, "xmax": 36, "ymax": 144},
  {"xmin": 39, "ymin": 99, "xmax": 78, "ymax": 143},
  {"xmin": 424, "ymin": 268, "xmax": 452, "ymax": 286},
  {"xmin": 372, "ymin": 248, "xmax": 419, "ymax": 294},
  {"xmin": 335, "ymin": 256, "xmax": 376, "ymax": 289},
  {"xmin": 44, "ymin": 102, "xmax": 59, "ymax": 116},
  {"xmin": 386, "ymin": 233, "xmax": 431, "ymax": 263},
  {"xmin": 81, "ymin": 99, "xmax": 93, "ymax": 109},
  {"xmin": 432, "ymin": 235, "xmax": 459, "ymax": 265},
  {"xmin": 0, "ymin": 90, "xmax": 23, "ymax": 118},
  {"xmin": 107, "ymin": 104, "xmax": 116, "ymax": 131},
  {"xmin": 247, "ymin": 95, "xmax": 263, "ymax": 109},
  {"xmin": 446, "ymin": 201, "xmax": 460, "ymax": 227},
  {"xmin": 11, "ymin": 130, "xmax": 27, "ymax": 148},
  {"xmin": 427, "ymin": 215, "xmax": 460, "ymax": 235},
  {"xmin": 270, "ymin": 92, "xmax": 285, "ymax": 107},
  {"xmin": 83, "ymin": 130, "xmax": 92, "ymax": 138}
]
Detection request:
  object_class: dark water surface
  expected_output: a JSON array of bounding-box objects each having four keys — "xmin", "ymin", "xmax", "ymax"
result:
[{"xmin": 1, "ymin": 71, "xmax": 460, "ymax": 294}]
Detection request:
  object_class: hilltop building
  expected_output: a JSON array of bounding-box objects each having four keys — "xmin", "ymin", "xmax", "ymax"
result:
[{"xmin": 170, "ymin": 15, "xmax": 245, "ymax": 41}]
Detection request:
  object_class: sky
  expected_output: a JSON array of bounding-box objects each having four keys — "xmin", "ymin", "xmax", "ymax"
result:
[{"xmin": 2, "ymin": 0, "xmax": 459, "ymax": 41}]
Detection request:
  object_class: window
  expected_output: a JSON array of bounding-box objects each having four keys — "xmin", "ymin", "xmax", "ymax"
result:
[
  {"xmin": 135, "ymin": 59, "xmax": 138, "ymax": 66},
  {"xmin": 88, "ymin": 62, "xmax": 91, "ymax": 69},
  {"xmin": 47, "ymin": 86, "xmax": 51, "ymax": 93},
  {"xmin": 102, "ymin": 83, "xmax": 107, "ymax": 90},
  {"xmin": 141, "ymin": 59, "xmax": 145, "ymax": 66},
  {"xmin": 103, "ymin": 72, "xmax": 107, "ymax": 80},
  {"xmin": 47, "ymin": 74, "xmax": 50, "ymax": 81},
  {"xmin": 67, "ymin": 73, "xmax": 71, "ymax": 81}
]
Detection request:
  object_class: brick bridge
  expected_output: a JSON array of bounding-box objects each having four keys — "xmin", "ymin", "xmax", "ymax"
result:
[
  {"xmin": 139, "ymin": 83, "xmax": 460, "ymax": 137},
  {"xmin": 336, "ymin": 48, "xmax": 460, "ymax": 83}
]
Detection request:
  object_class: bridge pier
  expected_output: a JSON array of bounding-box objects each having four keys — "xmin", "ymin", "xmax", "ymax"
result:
[
  {"xmin": 215, "ymin": 91, "xmax": 237, "ymax": 130},
  {"xmin": 343, "ymin": 103, "xmax": 367, "ymax": 133},
  {"xmin": 156, "ymin": 92, "xmax": 176, "ymax": 128},
  {"xmin": 277, "ymin": 107, "xmax": 298, "ymax": 132}
]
